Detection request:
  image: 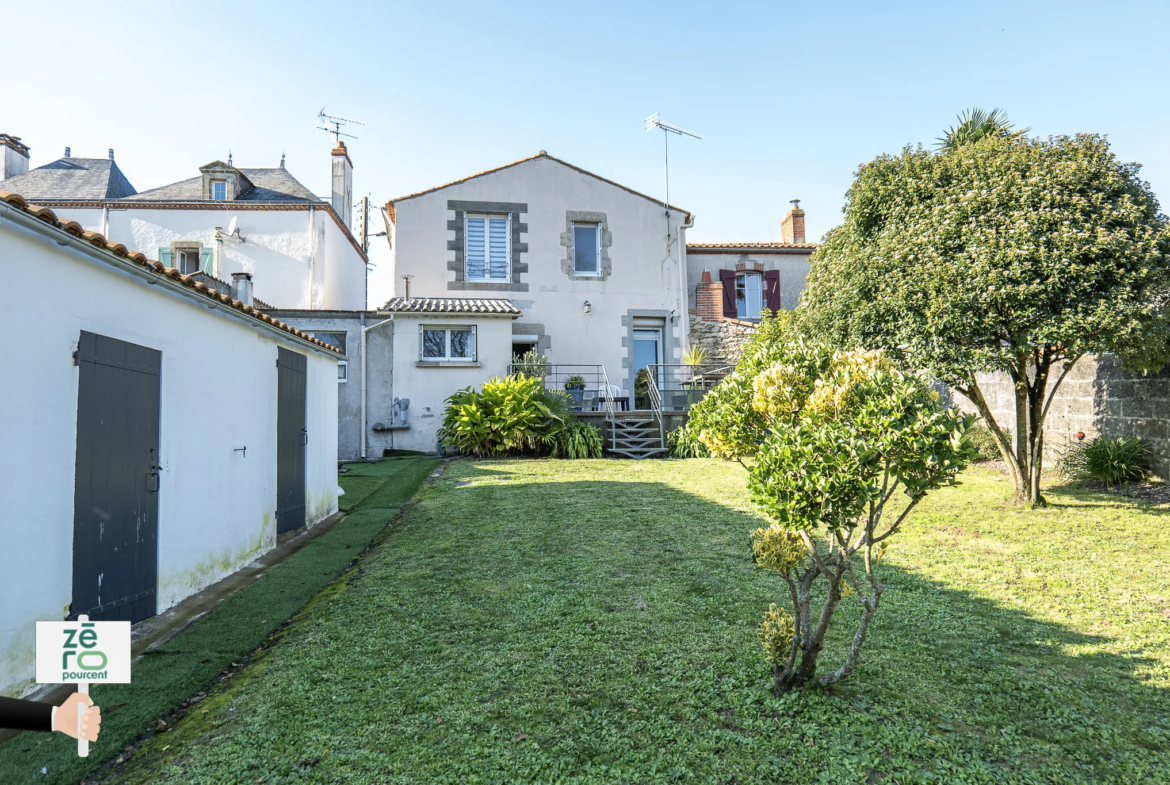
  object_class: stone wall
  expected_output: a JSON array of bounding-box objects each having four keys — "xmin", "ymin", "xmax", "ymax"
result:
[
  {"xmin": 948, "ymin": 354, "xmax": 1170, "ymax": 479},
  {"xmin": 689, "ymin": 315, "xmax": 757, "ymax": 364}
]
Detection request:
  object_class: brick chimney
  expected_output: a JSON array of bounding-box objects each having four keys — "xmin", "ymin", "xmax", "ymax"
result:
[
  {"xmin": 1, "ymin": 134, "xmax": 30, "ymax": 182},
  {"xmin": 331, "ymin": 141, "xmax": 353, "ymax": 229},
  {"xmin": 695, "ymin": 270, "xmax": 724, "ymax": 322},
  {"xmin": 781, "ymin": 200, "xmax": 806, "ymax": 244}
]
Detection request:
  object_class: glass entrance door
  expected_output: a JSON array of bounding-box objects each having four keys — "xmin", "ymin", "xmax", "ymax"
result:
[{"xmin": 633, "ymin": 328, "xmax": 662, "ymax": 409}]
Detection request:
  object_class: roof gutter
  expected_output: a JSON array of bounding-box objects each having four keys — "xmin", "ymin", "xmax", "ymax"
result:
[{"xmin": 0, "ymin": 202, "xmax": 342, "ymax": 359}]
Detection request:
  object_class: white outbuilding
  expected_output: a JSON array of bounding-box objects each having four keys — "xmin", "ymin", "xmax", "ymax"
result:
[{"xmin": 0, "ymin": 190, "xmax": 342, "ymax": 697}]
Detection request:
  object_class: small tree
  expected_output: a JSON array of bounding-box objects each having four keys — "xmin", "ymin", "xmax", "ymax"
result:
[
  {"xmin": 689, "ymin": 336, "xmax": 972, "ymax": 691},
  {"xmin": 801, "ymin": 133, "xmax": 1170, "ymax": 505}
]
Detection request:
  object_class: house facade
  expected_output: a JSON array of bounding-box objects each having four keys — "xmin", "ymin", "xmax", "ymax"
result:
[
  {"xmin": 0, "ymin": 136, "xmax": 367, "ymax": 311},
  {"xmin": 380, "ymin": 152, "xmax": 695, "ymax": 453},
  {"xmin": 0, "ymin": 190, "xmax": 341, "ymax": 697}
]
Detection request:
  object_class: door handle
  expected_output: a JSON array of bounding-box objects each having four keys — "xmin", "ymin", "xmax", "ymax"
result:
[
  {"xmin": 147, "ymin": 466, "xmax": 160, "ymax": 493},
  {"xmin": 302, "ymin": 428, "xmax": 309, "ymax": 446}
]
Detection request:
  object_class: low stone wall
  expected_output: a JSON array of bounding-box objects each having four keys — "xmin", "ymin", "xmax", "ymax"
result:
[
  {"xmin": 689, "ymin": 316, "xmax": 756, "ymax": 364},
  {"xmin": 948, "ymin": 354, "xmax": 1170, "ymax": 478}
]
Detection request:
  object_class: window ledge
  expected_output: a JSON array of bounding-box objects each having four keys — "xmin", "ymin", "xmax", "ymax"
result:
[{"xmin": 416, "ymin": 361, "xmax": 482, "ymax": 368}]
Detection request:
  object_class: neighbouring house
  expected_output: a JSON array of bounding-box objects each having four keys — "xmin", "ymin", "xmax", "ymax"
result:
[
  {"xmin": 0, "ymin": 189, "xmax": 342, "ymax": 697},
  {"xmin": 686, "ymin": 201, "xmax": 817, "ymax": 363},
  {"xmin": 0, "ymin": 134, "xmax": 368, "ymax": 311}
]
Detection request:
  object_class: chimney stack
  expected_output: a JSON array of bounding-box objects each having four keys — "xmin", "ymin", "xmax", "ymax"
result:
[
  {"xmin": 331, "ymin": 141, "xmax": 353, "ymax": 229},
  {"xmin": 64, "ymin": 146, "xmax": 71, "ymax": 158},
  {"xmin": 108, "ymin": 148, "xmax": 115, "ymax": 160},
  {"xmin": 231, "ymin": 272, "xmax": 254, "ymax": 306},
  {"xmin": 0, "ymin": 134, "xmax": 30, "ymax": 182},
  {"xmin": 781, "ymin": 199, "xmax": 806, "ymax": 244}
]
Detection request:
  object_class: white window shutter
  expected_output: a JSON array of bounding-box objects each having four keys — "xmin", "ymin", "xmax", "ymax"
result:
[
  {"xmin": 488, "ymin": 218, "xmax": 508, "ymax": 280},
  {"xmin": 466, "ymin": 217, "xmax": 486, "ymax": 280}
]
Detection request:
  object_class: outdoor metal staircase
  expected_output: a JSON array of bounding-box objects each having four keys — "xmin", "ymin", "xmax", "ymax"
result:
[{"xmin": 607, "ymin": 414, "xmax": 666, "ymax": 459}]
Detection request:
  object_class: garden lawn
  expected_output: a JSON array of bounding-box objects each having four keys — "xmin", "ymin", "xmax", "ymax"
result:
[
  {"xmin": 100, "ymin": 461, "xmax": 1169, "ymax": 784},
  {"xmin": 0, "ymin": 456, "xmax": 437, "ymax": 785}
]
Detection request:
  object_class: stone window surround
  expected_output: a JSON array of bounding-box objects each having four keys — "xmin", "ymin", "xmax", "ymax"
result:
[
  {"xmin": 620, "ymin": 309, "xmax": 679, "ymax": 395},
  {"xmin": 446, "ymin": 200, "xmax": 529, "ymax": 292},
  {"xmin": 560, "ymin": 211, "xmax": 613, "ymax": 281},
  {"xmin": 171, "ymin": 240, "xmax": 205, "ymax": 275},
  {"xmin": 511, "ymin": 322, "xmax": 551, "ymax": 357}
]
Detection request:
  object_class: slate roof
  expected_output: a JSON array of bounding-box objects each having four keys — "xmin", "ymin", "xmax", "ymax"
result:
[
  {"xmin": 0, "ymin": 189, "xmax": 344, "ymax": 356},
  {"xmin": 1, "ymin": 158, "xmax": 137, "ymax": 201},
  {"xmin": 125, "ymin": 168, "xmax": 321, "ymax": 203},
  {"xmin": 381, "ymin": 297, "xmax": 522, "ymax": 316}
]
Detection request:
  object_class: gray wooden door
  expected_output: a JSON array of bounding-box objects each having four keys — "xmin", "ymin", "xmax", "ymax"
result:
[
  {"xmin": 71, "ymin": 331, "xmax": 161, "ymax": 623},
  {"xmin": 276, "ymin": 347, "xmax": 307, "ymax": 533}
]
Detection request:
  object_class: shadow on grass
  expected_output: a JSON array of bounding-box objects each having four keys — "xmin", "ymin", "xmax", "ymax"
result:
[{"xmin": 102, "ymin": 460, "xmax": 1169, "ymax": 783}]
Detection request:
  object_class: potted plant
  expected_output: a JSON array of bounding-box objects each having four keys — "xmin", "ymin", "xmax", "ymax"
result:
[
  {"xmin": 681, "ymin": 345, "xmax": 709, "ymax": 406},
  {"xmin": 564, "ymin": 374, "xmax": 587, "ymax": 410}
]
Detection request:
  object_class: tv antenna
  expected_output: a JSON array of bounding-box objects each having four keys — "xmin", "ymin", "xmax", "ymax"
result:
[
  {"xmin": 317, "ymin": 108, "xmax": 365, "ymax": 144},
  {"xmin": 645, "ymin": 113, "xmax": 701, "ymax": 263}
]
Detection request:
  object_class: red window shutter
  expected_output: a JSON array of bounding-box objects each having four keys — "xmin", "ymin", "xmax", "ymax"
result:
[
  {"xmin": 719, "ymin": 270, "xmax": 737, "ymax": 318},
  {"xmin": 764, "ymin": 270, "xmax": 781, "ymax": 314}
]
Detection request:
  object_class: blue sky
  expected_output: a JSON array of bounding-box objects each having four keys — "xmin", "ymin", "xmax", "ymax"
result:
[{"xmin": 6, "ymin": 0, "xmax": 1169, "ymax": 306}]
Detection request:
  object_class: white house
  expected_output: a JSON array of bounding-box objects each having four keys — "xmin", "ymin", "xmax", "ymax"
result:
[
  {"xmin": 0, "ymin": 190, "xmax": 341, "ymax": 697},
  {"xmin": 0, "ymin": 135, "xmax": 368, "ymax": 311}
]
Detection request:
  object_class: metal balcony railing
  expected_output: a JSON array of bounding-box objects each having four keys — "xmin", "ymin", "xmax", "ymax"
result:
[{"xmin": 506, "ymin": 363, "xmax": 618, "ymax": 450}]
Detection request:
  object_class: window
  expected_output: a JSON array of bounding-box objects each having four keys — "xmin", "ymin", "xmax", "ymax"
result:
[
  {"xmin": 736, "ymin": 272, "xmax": 763, "ymax": 320},
  {"xmin": 177, "ymin": 250, "xmax": 201, "ymax": 275},
  {"xmin": 572, "ymin": 223, "xmax": 601, "ymax": 275},
  {"xmin": 211, "ymin": 181, "xmax": 227, "ymax": 201},
  {"xmin": 420, "ymin": 325, "xmax": 477, "ymax": 362},
  {"xmin": 465, "ymin": 214, "xmax": 510, "ymax": 281},
  {"xmin": 337, "ymin": 361, "xmax": 348, "ymax": 382},
  {"xmin": 309, "ymin": 331, "xmax": 347, "ymax": 355}
]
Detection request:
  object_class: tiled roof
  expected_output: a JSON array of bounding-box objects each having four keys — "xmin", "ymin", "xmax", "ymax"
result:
[
  {"xmin": 687, "ymin": 242, "xmax": 818, "ymax": 251},
  {"xmin": 0, "ymin": 190, "xmax": 343, "ymax": 356},
  {"xmin": 1, "ymin": 158, "xmax": 137, "ymax": 200},
  {"xmin": 381, "ymin": 297, "xmax": 522, "ymax": 315},
  {"xmin": 385, "ymin": 152, "xmax": 690, "ymax": 216},
  {"xmin": 124, "ymin": 168, "xmax": 321, "ymax": 203}
]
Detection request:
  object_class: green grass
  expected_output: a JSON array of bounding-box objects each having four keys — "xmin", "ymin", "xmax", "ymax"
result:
[
  {"xmin": 99, "ymin": 461, "xmax": 1168, "ymax": 784},
  {"xmin": 0, "ymin": 456, "xmax": 437, "ymax": 785}
]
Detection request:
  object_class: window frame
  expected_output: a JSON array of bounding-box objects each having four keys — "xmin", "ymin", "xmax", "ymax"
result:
[
  {"xmin": 337, "ymin": 360, "xmax": 348, "ymax": 383},
  {"xmin": 211, "ymin": 180, "xmax": 227, "ymax": 201},
  {"xmin": 571, "ymin": 222, "xmax": 602, "ymax": 276},
  {"xmin": 735, "ymin": 271, "xmax": 764, "ymax": 320},
  {"xmin": 177, "ymin": 249, "xmax": 201, "ymax": 275},
  {"xmin": 308, "ymin": 331, "xmax": 347, "ymax": 355},
  {"xmin": 464, "ymin": 213, "xmax": 511, "ymax": 282},
  {"xmin": 418, "ymin": 324, "xmax": 478, "ymax": 363}
]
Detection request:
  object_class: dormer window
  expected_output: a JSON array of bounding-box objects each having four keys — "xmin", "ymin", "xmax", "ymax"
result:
[{"xmin": 211, "ymin": 181, "xmax": 227, "ymax": 201}]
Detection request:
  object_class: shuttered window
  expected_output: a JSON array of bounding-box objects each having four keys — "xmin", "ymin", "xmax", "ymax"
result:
[{"xmin": 466, "ymin": 214, "xmax": 510, "ymax": 281}]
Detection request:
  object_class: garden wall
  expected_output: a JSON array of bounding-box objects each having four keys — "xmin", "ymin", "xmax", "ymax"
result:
[
  {"xmin": 689, "ymin": 316, "xmax": 757, "ymax": 365},
  {"xmin": 947, "ymin": 354, "xmax": 1170, "ymax": 479}
]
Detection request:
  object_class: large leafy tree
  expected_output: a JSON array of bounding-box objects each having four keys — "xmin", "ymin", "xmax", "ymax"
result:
[{"xmin": 800, "ymin": 132, "xmax": 1170, "ymax": 505}]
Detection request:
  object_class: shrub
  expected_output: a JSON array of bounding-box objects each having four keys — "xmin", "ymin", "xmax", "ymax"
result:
[
  {"xmin": 542, "ymin": 419, "xmax": 604, "ymax": 459},
  {"xmin": 439, "ymin": 375, "xmax": 600, "ymax": 459},
  {"xmin": 966, "ymin": 423, "xmax": 1001, "ymax": 462},
  {"xmin": 1059, "ymin": 435, "xmax": 1153, "ymax": 487},
  {"xmin": 667, "ymin": 425, "xmax": 709, "ymax": 458},
  {"xmin": 438, "ymin": 375, "xmax": 559, "ymax": 457},
  {"xmin": 681, "ymin": 344, "xmax": 709, "ymax": 366},
  {"xmin": 695, "ymin": 334, "xmax": 974, "ymax": 693},
  {"xmin": 512, "ymin": 348, "xmax": 548, "ymax": 378}
]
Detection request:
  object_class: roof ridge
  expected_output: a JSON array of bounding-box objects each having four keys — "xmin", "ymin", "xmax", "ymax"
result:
[
  {"xmin": 385, "ymin": 152, "xmax": 690, "ymax": 215},
  {"xmin": 0, "ymin": 190, "xmax": 343, "ymax": 356}
]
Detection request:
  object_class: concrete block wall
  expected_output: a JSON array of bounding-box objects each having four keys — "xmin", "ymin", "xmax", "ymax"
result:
[{"xmin": 950, "ymin": 354, "xmax": 1170, "ymax": 478}]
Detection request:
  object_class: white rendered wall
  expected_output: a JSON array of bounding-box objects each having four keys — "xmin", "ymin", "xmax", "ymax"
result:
[
  {"xmin": 50, "ymin": 206, "xmax": 365, "ymax": 310},
  {"xmin": 0, "ymin": 216, "xmax": 339, "ymax": 696},
  {"xmin": 390, "ymin": 315, "xmax": 515, "ymax": 452},
  {"xmin": 390, "ymin": 157, "xmax": 689, "ymax": 395}
]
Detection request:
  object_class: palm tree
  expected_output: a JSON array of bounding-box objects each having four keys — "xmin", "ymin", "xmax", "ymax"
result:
[{"xmin": 937, "ymin": 108, "xmax": 1029, "ymax": 152}]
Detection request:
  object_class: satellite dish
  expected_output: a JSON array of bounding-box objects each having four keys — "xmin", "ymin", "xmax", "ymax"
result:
[{"xmin": 227, "ymin": 217, "xmax": 238, "ymax": 235}]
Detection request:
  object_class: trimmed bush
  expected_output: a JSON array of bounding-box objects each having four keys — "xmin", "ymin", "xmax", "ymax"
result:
[{"xmin": 1059, "ymin": 435, "xmax": 1153, "ymax": 487}]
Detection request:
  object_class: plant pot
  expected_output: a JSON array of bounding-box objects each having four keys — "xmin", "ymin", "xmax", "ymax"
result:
[{"xmin": 567, "ymin": 388, "xmax": 585, "ymax": 410}]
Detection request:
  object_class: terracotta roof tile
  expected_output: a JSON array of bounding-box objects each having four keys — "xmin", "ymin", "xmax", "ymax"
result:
[
  {"xmin": 686, "ymin": 241, "xmax": 818, "ymax": 251},
  {"xmin": 0, "ymin": 189, "xmax": 343, "ymax": 356},
  {"xmin": 381, "ymin": 297, "xmax": 521, "ymax": 315}
]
